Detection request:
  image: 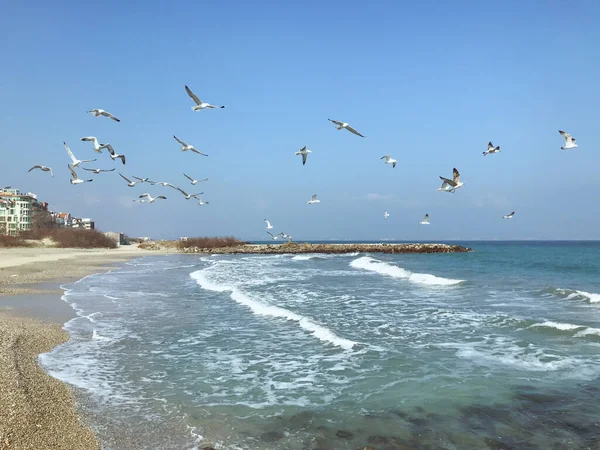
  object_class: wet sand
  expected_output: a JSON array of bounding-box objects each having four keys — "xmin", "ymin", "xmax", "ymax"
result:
[{"xmin": 0, "ymin": 246, "xmax": 167, "ymax": 450}]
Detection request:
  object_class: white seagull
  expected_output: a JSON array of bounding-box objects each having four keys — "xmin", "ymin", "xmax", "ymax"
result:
[
  {"xmin": 196, "ymin": 197, "xmax": 209, "ymax": 206},
  {"xmin": 87, "ymin": 109, "xmax": 120, "ymax": 122},
  {"xmin": 82, "ymin": 167, "xmax": 115, "ymax": 174},
  {"xmin": 419, "ymin": 214, "xmax": 430, "ymax": 225},
  {"xmin": 101, "ymin": 143, "xmax": 126, "ymax": 164},
  {"xmin": 80, "ymin": 136, "xmax": 104, "ymax": 153},
  {"xmin": 264, "ymin": 219, "xmax": 274, "ymax": 229},
  {"xmin": 119, "ymin": 173, "xmax": 139, "ymax": 187},
  {"xmin": 295, "ymin": 146, "xmax": 312, "ymax": 166},
  {"xmin": 437, "ymin": 168, "xmax": 464, "ymax": 193},
  {"xmin": 503, "ymin": 211, "xmax": 515, "ymax": 219},
  {"xmin": 151, "ymin": 181, "xmax": 177, "ymax": 189},
  {"xmin": 28, "ymin": 165, "xmax": 54, "ymax": 177},
  {"xmin": 384, "ymin": 210, "xmax": 390, "ymax": 220},
  {"xmin": 64, "ymin": 142, "xmax": 96, "ymax": 168},
  {"xmin": 183, "ymin": 173, "xmax": 208, "ymax": 185},
  {"xmin": 559, "ymin": 130, "xmax": 577, "ymax": 150},
  {"xmin": 175, "ymin": 187, "xmax": 203, "ymax": 200},
  {"xmin": 307, "ymin": 194, "xmax": 320, "ymax": 205},
  {"xmin": 68, "ymin": 164, "xmax": 93, "ymax": 185},
  {"xmin": 328, "ymin": 119, "xmax": 364, "ymax": 137},
  {"xmin": 139, "ymin": 193, "xmax": 167, "ymax": 204},
  {"xmin": 185, "ymin": 85, "xmax": 225, "ymax": 111},
  {"xmin": 174, "ymin": 135, "xmax": 208, "ymax": 156},
  {"xmin": 280, "ymin": 233, "xmax": 292, "ymax": 241},
  {"xmin": 483, "ymin": 141, "xmax": 501, "ymax": 156},
  {"xmin": 380, "ymin": 155, "xmax": 397, "ymax": 168},
  {"xmin": 266, "ymin": 231, "xmax": 282, "ymax": 240}
]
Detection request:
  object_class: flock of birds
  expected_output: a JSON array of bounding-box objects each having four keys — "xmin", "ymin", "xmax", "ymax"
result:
[
  {"xmin": 26, "ymin": 85, "xmax": 217, "ymax": 207},
  {"xmin": 20, "ymin": 84, "xmax": 580, "ymax": 241},
  {"xmin": 265, "ymin": 127, "xmax": 578, "ymax": 240}
]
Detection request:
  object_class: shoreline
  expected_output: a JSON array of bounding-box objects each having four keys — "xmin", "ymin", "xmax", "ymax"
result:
[{"xmin": 0, "ymin": 247, "xmax": 163, "ymax": 450}]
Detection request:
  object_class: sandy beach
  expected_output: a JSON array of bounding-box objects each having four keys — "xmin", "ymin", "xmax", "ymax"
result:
[{"xmin": 0, "ymin": 245, "xmax": 168, "ymax": 450}]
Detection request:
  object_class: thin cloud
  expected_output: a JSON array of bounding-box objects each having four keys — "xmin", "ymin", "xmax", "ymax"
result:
[{"xmin": 366, "ymin": 193, "xmax": 393, "ymax": 201}]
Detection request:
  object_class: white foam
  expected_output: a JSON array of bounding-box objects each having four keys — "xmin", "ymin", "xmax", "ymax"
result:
[
  {"xmin": 292, "ymin": 255, "xmax": 317, "ymax": 261},
  {"xmin": 575, "ymin": 327, "xmax": 600, "ymax": 337},
  {"xmin": 92, "ymin": 329, "xmax": 111, "ymax": 340},
  {"xmin": 349, "ymin": 256, "xmax": 464, "ymax": 286},
  {"xmin": 554, "ymin": 288, "xmax": 600, "ymax": 303},
  {"xmin": 529, "ymin": 321, "xmax": 584, "ymax": 331},
  {"xmin": 190, "ymin": 269, "xmax": 357, "ymax": 350},
  {"xmin": 577, "ymin": 290, "xmax": 600, "ymax": 303}
]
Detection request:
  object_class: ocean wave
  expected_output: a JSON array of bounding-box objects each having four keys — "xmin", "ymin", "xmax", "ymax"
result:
[
  {"xmin": 548, "ymin": 288, "xmax": 600, "ymax": 303},
  {"xmin": 190, "ymin": 269, "xmax": 357, "ymax": 350},
  {"xmin": 349, "ymin": 256, "xmax": 464, "ymax": 286},
  {"xmin": 291, "ymin": 255, "xmax": 318, "ymax": 261},
  {"xmin": 528, "ymin": 321, "xmax": 584, "ymax": 331}
]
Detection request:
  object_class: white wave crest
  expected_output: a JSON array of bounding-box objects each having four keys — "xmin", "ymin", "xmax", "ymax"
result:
[
  {"xmin": 554, "ymin": 288, "xmax": 600, "ymax": 303},
  {"xmin": 349, "ymin": 256, "xmax": 464, "ymax": 286},
  {"xmin": 575, "ymin": 327, "xmax": 600, "ymax": 337},
  {"xmin": 292, "ymin": 255, "xmax": 317, "ymax": 261},
  {"xmin": 190, "ymin": 269, "xmax": 357, "ymax": 350},
  {"xmin": 529, "ymin": 321, "xmax": 584, "ymax": 331},
  {"xmin": 577, "ymin": 290, "xmax": 600, "ymax": 303}
]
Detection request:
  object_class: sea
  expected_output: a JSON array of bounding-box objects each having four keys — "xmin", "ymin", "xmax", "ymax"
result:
[{"xmin": 40, "ymin": 241, "xmax": 600, "ymax": 449}]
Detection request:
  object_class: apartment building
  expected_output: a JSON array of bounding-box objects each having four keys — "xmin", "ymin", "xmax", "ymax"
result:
[
  {"xmin": 72, "ymin": 217, "xmax": 95, "ymax": 230},
  {"xmin": 51, "ymin": 212, "xmax": 72, "ymax": 227},
  {"xmin": 0, "ymin": 188, "xmax": 48, "ymax": 236}
]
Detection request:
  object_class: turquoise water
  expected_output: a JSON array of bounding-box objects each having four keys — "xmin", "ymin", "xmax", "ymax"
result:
[{"xmin": 41, "ymin": 242, "xmax": 600, "ymax": 449}]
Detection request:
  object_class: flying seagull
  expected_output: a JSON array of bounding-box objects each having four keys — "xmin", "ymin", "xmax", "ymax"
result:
[
  {"xmin": 264, "ymin": 219, "xmax": 273, "ymax": 229},
  {"xmin": 380, "ymin": 155, "xmax": 397, "ymax": 168},
  {"xmin": 28, "ymin": 165, "xmax": 54, "ymax": 177},
  {"xmin": 503, "ymin": 211, "xmax": 515, "ymax": 219},
  {"xmin": 64, "ymin": 142, "xmax": 96, "ymax": 168},
  {"xmin": 280, "ymin": 233, "xmax": 292, "ymax": 241},
  {"xmin": 437, "ymin": 168, "xmax": 464, "ymax": 193},
  {"xmin": 139, "ymin": 193, "xmax": 167, "ymax": 204},
  {"xmin": 80, "ymin": 136, "xmax": 105, "ymax": 153},
  {"xmin": 87, "ymin": 109, "xmax": 120, "ymax": 122},
  {"xmin": 295, "ymin": 146, "xmax": 312, "ymax": 166},
  {"xmin": 132, "ymin": 176, "xmax": 152, "ymax": 184},
  {"xmin": 101, "ymin": 143, "xmax": 126, "ymax": 164},
  {"xmin": 196, "ymin": 197, "xmax": 209, "ymax": 206},
  {"xmin": 185, "ymin": 85, "xmax": 225, "ymax": 111},
  {"xmin": 266, "ymin": 231, "xmax": 282, "ymax": 240},
  {"xmin": 82, "ymin": 167, "xmax": 115, "ymax": 174},
  {"xmin": 483, "ymin": 141, "xmax": 500, "ymax": 156},
  {"xmin": 328, "ymin": 119, "xmax": 364, "ymax": 137},
  {"xmin": 307, "ymin": 194, "xmax": 320, "ymax": 205},
  {"xmin": 175, "ymin": 187, "xmax": 203, "ymax": 200},
  {"xmin": 420, "ymin": 214, "xmax": 430, "ymax": 225},
  {"xmin": 183, "ymin": 173, "xmax": 208, "ymax": 185},
  {"xmin": 384, "ymin": 210, "xmax": 390, "ymax": 220},
  {"xmin": 173, "ymin": 135, "xmax": 208, "ymax": 156},
  {"xmin": 559, "ymin": 130, "xmax": 577, "ymax": 150},
  {"xmin": 119, "ymin": 173, "xmax": 139, "ymax": 187},
  {"xmin": 68, "ymin": 164, "xmax": 93, "ymax": 185},
  {"xmin": 151, "ymin": 181, "xmax": 178, "ymax": 190}
]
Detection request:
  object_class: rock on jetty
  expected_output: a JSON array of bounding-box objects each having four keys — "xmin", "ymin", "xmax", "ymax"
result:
[{"xmin": 180, "ymin": 242, "xmax": 471, "ymax": 255}]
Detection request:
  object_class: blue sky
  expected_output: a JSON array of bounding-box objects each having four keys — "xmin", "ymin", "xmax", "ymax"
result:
[{"xmin": 1, "ymin": 1, "xmax": 599, "ymax": 240}]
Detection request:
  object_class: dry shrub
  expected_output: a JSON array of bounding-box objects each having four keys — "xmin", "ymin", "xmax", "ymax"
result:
[
  {"xmin": 47, "ymin": 229, "xmax": 117, "ymax": 249},
  {"xmin": 177, "ymin": 236, "xmax": 245, "ymax": 250},
  {"xmin": 0, "ymin": 235, "xmax": 29, "ymax": 247}
]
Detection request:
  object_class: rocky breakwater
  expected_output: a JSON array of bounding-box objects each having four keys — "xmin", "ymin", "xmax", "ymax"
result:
[{"xmin": 179, "ymin": 242, "xmax": 472, "ymax": 255}]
